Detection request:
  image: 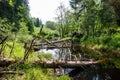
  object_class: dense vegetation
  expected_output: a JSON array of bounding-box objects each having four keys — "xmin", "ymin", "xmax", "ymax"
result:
[
  {"xmin": 56, "ymin": 0, "xmax": 120, "ymax": 49},
  {"xmin": 0, "ymin": 0, "xmax": 120, "ymax": 79}
]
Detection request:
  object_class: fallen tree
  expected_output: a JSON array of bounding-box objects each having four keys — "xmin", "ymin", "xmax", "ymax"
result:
[{"xmin": 0, "ymin": 58, "xmax": 16, "ymax": 67}]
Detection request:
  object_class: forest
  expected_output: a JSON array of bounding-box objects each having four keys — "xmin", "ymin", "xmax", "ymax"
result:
[{"xmin": 0, "ymin": 0, "xmax": 120, "ymax": 80}]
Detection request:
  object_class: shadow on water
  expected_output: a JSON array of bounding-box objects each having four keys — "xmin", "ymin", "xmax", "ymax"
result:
[{"xmin": 69, "ymin": 64, "xmax": 120, "ymax": 80}]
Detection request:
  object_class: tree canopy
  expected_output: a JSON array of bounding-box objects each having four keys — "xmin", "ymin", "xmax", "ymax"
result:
[{"xmin": 0, "ymin": 0, "xmax": 34, "ymax": 33}]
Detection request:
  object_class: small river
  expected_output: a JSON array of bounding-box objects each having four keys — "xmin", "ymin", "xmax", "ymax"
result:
[
  {"xmin": 39, "ymin": 49, "xmax": 120, "ymax": 80},
  {"xmin": 70, "ymin": 65, "xmax": 120, "ymax": 80}
]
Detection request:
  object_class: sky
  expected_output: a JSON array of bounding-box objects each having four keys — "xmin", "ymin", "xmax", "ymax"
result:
[{"xmin": 29, "ymin": 0, "xmax": 70, "ymax": 23}]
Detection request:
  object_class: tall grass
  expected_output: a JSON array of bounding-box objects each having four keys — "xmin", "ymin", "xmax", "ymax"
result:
[
  {"xmin": 1, "ymin": 41, "xmax": 71, "ymax": 80},
  {"xmin": 1, "ymin": 61, "xmax": 70, "ymax": 80}
]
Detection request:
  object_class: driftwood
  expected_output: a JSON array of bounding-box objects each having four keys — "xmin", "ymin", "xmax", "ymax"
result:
[{"xmin": 0, "ymin": 71, "xmax": 24, "ymax": 75}]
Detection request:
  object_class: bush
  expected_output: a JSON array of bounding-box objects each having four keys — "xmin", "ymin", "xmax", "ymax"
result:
[
  {"xmin": 59, "ymin": 75, "xmax": 71, "ymax": 80},
  {"xmin": 99, "ymin": 36, "xmax": 111, "ymax": 45},
  {"xmin": 108, "ymin": 34, "xmax": 120, "ymax": 48},
  {"xmin": 17, "ymin": 62, "xmax": 32, "ymax": 70}
]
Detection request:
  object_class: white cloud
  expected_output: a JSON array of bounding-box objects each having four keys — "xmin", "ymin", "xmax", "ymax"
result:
[{"xmin": 29, "ymin": 0, "xmax": 70, "ymax": 23}]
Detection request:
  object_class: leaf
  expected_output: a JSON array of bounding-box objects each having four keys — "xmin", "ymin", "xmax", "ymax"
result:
[{"xmin": 9, "ymin": 0, "xmax": 13, "ymax": 6}]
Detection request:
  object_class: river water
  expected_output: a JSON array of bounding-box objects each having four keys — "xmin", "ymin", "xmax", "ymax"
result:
[
  {"xmin": 70, "ymin": 65, "xmax": 120, "ymax": 80},
  {"xmin": 39, "ymin": 49, "xmax": 120, "ymax": 80}
]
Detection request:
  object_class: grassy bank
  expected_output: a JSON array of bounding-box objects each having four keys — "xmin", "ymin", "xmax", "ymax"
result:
[
  {"xmin": 0, "ymin": 62, "xmax": 70, "ymax": 80},
  {"xmin": 0, "ymin": 41, "xmax": 70, "ymax": 80}
]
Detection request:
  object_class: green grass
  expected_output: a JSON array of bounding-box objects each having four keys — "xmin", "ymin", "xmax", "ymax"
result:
[
  {"xmin": 13, "ymin": 43, "xmax": 24, "ymax": 58},
  {"xmin": 1, "ymin": 41, "xmax": 71, "ymax": 80},
  {"xmin": 1, "ymin": 62, "xmax": 70, "ymax": 80},
  {"xmin": 4, "ymin": 42, "xmax": 24, "ymax": 58}
]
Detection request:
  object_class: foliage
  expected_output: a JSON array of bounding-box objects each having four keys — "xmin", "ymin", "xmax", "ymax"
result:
[
  {"xmin": 59, "ymin": 75, "xmax": 71, "ymax": 80},
  {"xmin": 0, "ymin": 0, "xmax": 71, "ymax": 80},
  {"xmin": 0, "ymin": 0, "xmax": 120, "ymax": 79},
  {"xmin": 41, "ymin": 26, "xmax": 58, "ymax": 39},
  {"xmin": 107, "ymin": 34, "xmax": 120, "ymax": 48},
  {"xmin": 17, "ymin": 62, "xmax": 32, "ymax": 70},
  {"xmin": 56, "ymin": 3, "xmax": 71, "ymax": 38},
  {"xmin": 101, "ymin": 58, "xmax": 120, "ymax": 69},
  {"xmin": 67, "ymin": 0, "xmax": 120, "ymax": 50},
  {"xmin": 3, "ymin": 42, "xmax": 24, "ymax": 58},
  {"xmin": 0, "ymin": 18, "xmax": 12, "ymax": 37},
  {"xmin": 16, "ymin": 22, "xmax": 33, "ymax": 42},
  {"xmin": 26, "ymin": 19, "xmax": 34, "ymax": 34},
  {"xmin": 34, "ymin": 18, "xmax": 42, "ymax": 27},
  {"xmin": 45, "ymin": 21, "xmax": 56, "ymax": 30},
  {"xmin": 1, "ymin": 63, "xmax": 70, "ymax": 80},
  {"xmin": 0, "ymin": 0, "xmax": 34, "ymax": 33},
  {"xmin": 38, "ymin": 52, "xmax": 52, "ymax": 61},
  {"xmin": 112, "ymin": 58, "xmax": 120, "ymax": 68}
]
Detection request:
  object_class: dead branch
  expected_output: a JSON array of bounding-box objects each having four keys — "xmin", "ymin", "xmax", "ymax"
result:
[
  {"xmin": 0, "ymin": 71, "xmax": 24, "ymax": 75},
  {"xmin": 0, "ymin": 36, "xmax": 8, "ymax": 55},
  {"xmin": 9, "ymin": 33, "xmax": 17, "ymax": 58},
  {"xmin": 0, "ymin": 36, "xmax": 8, "ymax": 44},
  {"xmin": 23, "ymin": 39, "xmax": 35, "ymax": 61},
  {"xmin": 23, "ymin": 25, "xmax": 43, "ymax": 61}
]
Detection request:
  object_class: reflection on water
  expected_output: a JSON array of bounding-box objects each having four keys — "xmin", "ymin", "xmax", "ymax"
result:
[
  {"xmin": 72, "ymin": 65, "xmax": 120, "ymax": 80},
  {"xmin": 39, "ymin": 48, "xmax": 72, "ymax": 60},
  {"xmin": 38, "ymin": 49, "xmax": 120, "ymax": 80},
  {"xmin": 39, "ymin": 49, "xmax": 58, "ymax": 54},
  {"xmin": 39, "ymin": 49, "xmax": 59, "ymax": 59}
]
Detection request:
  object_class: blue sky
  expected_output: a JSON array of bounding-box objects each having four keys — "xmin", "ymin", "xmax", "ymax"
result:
[{"xmin": 29, "ymin": 0, "xmax": 70, "ymax": 23}]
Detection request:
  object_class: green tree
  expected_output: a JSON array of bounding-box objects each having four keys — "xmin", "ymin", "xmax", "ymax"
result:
[
  {"xmin": 0, "ymin": 0, "xmax": 34, "ymax": 33},
  {"xmin": 109, "ymin": 0, "xmax": 120, "ymax": 26},
  {"xmin": 69, "ymin": 0, "xmax": 116, "ymax": 38},
  {"xmin": 26, "ymin": 19, "xmax": 34, "ymax": 34},
  {"xmin": 56, "ymin": 2, "xmax": 71, "ymax": 38},
  {"xmin": 34, "ymin": 18, "xmax": 42, "ymax": 27},
  {"xmin": 0, "ymin": 18, "xmax": 12, "ymax": 37},
  {"xmin": 45, "ymin": 21, "xmax": 56, "ymax": 30}
]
